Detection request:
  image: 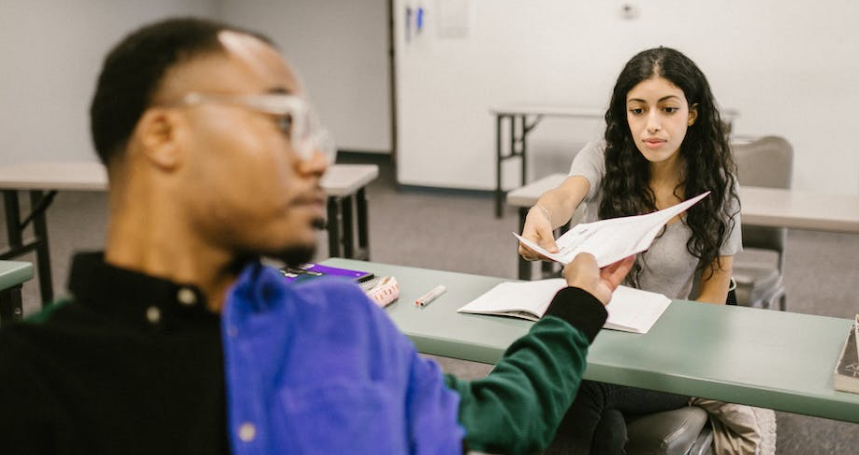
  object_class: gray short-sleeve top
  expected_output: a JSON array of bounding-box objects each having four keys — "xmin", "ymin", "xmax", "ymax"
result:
[{"xmin": 568, "ymin": 141, "xmax": 742, "ymax": 300}]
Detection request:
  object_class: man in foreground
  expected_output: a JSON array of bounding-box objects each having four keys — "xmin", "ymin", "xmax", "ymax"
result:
[{"xmin": 0, "ymin": 18, "xmax": 633, "ymax": 454}]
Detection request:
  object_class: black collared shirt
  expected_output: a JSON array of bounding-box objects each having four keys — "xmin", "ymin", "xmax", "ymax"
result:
[{"xmin": 0, "ymin": 252, "xmax": 229, "ymax": 454}]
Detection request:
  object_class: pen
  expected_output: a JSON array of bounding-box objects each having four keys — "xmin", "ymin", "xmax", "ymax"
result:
[{"xmin": 415, "ymin": 285, "xmax": 446, "ymax": 307}]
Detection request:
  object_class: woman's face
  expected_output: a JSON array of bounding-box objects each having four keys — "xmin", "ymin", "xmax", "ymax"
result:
[{"xmin": 625, "ymin": 76, "xmax": 697, "ymax": 166}]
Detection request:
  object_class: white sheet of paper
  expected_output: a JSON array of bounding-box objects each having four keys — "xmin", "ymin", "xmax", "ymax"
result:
[{"xmin": 514, "ymin": 191, "xmax": 710, "ymax": 267}]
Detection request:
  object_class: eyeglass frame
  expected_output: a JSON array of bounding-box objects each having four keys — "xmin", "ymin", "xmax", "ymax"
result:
[{"xmin": 163, "ymin": 92, "xmax": 337, "ymax": 164}]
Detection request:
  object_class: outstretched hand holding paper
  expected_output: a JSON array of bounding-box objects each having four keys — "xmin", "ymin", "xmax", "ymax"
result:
[{"xmin": 515, "ymin": 192, "xmax": 710, "ymax": 267}]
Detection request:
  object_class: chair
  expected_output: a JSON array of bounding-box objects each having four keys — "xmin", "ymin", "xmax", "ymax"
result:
[
  {"xmin": 732, "ymin": 136, "xmax": 793, "ymax": 310},
  {"xmin": 626, "ymin": 407, "xmax": 713, "ymax": 455}
]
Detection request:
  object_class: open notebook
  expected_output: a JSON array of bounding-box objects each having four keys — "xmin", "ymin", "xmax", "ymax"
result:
[{"xmin": 457, "ymin": 279, "xmax": 671, "ymax": 334}]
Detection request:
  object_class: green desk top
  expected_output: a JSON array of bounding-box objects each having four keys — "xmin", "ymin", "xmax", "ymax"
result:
[
  {"xmin": 324, "ymin": 258, "xmax": 859, "ymax": 423},
  {"xmin": 0, "ymin": 260, "xmax": 33, "ymax": 289}
]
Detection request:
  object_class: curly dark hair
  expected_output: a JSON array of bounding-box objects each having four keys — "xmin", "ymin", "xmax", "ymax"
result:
[{"xmin": 599, "ymin": 47, "xmax": 739, "ymax": 284}]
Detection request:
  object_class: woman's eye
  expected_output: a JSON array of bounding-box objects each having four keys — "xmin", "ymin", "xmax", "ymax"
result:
[
  {"xmin": 629, "ymin": 108, "xmax": 643, "ymax": 115},
  {"xmin": 274, "ymin": 114, "xmax": 293, "ymax": 137},
  {"xmin": 663, "ymin": 107, "xmax": 679, "ymax": 114}
]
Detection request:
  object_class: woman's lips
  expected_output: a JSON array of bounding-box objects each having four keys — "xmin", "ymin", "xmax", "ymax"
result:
[{"xmin": 643, "ymin": 138, "xmax": 666, "ymax": 149}]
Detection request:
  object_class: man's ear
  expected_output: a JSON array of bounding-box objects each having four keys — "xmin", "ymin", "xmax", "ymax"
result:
[
  {"xmin": 688, "ymin": 103, "xmax": 699, "ymax": 126},
  {"xmin": 135, "ymin": 108, "xmax": 184, "ymax": 170}
]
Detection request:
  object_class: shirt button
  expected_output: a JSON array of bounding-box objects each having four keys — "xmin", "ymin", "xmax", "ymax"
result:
[
  {"xmin": 177, "ymin": 288, "xmax": 197, "ymax": 306},
  {"xmin": 146, "ymin": 306, "xmax": 161, "ymax": 324},
  {"xmin": 238, "ymin": 422, "xmax": 256, "ymax": 442}
]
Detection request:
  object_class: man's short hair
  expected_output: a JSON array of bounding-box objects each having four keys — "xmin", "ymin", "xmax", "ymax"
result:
[{"xmin": 89, "ymin": 17, "xmax": 273, "ymax": 165}]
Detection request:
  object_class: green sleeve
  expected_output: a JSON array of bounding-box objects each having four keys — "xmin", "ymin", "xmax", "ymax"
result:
[{"xmin": 444, "ymin": 287, "xmax": 607, "ymax": 455}]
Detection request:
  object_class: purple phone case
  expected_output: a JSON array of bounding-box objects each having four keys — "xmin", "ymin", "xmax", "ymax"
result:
[{"xmin": 282, "ymin": 263, "xmax": 373, "ymax": 283}]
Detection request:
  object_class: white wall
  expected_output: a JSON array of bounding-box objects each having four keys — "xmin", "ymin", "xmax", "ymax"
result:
[
  {"xmin": 0, "ymin": 0, "xmax": 216, "ymax": 166},
  {"xmin": 3, "ymin": 2, "xmax": 856, "ymax": 193},
  {"xmin": 0, "ymin": 0, "xmax": 391, "ymax": 168},
  {"xmin": 395, "ymin": 0, "xmax": 859, "ymax": 195},
  {"xmin": 219, "ymin": 0, "xmax": 392, "ymax": 153}
]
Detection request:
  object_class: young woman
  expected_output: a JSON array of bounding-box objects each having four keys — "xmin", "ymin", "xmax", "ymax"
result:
[{"xmin": 518, "ymin": 47, "xmax": 741, "ymax": 454}]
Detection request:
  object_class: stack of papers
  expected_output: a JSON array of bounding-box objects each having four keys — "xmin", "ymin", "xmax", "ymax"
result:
[
  {"xmin": 458, "ymin": 279, "xmax": 671, "ymax": 334},
  {"xmin": 515, "ymin": 191, "xmax": 710, "ymax": 267},
  {"xmin": 833, "ymin": 317, "xmax": 859, "ymax": 394}
]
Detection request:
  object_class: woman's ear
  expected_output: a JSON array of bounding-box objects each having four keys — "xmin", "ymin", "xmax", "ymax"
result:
[
  {"xmin": 135, "ymin": 108, "xmax": 184, "ymax": 170},
  {"xmin": 688, "ymin": 103, "xmax": 699, "ymax": 126}
]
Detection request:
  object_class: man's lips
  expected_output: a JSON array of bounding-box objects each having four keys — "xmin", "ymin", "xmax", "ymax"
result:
[{"xmin": 291, "ymin": 191, "xmax": 325, "ymax": 209}]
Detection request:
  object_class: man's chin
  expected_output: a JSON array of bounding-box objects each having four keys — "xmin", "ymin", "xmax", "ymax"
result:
[
  {"xmin": 266, "ymin": 216, "xmax": 325, "ymax": 267},
  {"xmin": 275, "ymin": 244, "xmax": 317, "ymax": 268}
]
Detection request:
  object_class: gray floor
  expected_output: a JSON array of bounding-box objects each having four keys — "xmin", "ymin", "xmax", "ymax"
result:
[{"xmin": 5, "ymin": 153, "xmax": 859, "ymax": 454}]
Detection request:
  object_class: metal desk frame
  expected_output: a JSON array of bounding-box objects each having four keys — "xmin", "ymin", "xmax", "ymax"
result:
[
  {"xmin": 0, "ymin": 162, "xmax": 378, "ymax": 304},
  {"xmin": 492, "ymin": 106, "xmax": 603, "ymax": 218}
]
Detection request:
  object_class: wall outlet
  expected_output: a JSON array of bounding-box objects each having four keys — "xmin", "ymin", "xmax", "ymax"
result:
[{"xmin": 619, "ymin": 2, "xmax": 642, "ymax": 20}]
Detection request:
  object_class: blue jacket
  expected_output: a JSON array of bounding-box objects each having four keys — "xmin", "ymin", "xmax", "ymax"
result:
[{"xmin": 222, "ymin": 263, "xmax": 464, "ymax": 454}]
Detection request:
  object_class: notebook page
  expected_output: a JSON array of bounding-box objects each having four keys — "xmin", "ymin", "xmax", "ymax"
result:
[
  {"xmin": 457, "ymin": 279, "xmax": 566, "ymax": 318},
  {"xmin": 604, "ymin": 286, "xmax": 672, "ymax": 334}
]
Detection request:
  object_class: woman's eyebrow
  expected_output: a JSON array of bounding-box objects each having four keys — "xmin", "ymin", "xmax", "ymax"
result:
[{"xmin": 627, "ymin": 95, "xmax": 682, "ymax": 104}]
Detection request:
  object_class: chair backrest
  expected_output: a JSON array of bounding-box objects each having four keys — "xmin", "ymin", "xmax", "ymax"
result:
[
  {"xmin": 733, "ymin": 136, "xmax": 793, "ymax": 189},
  {"xmin": 732, "ymin": 136, "xmax": 794, "ymax": 271}
]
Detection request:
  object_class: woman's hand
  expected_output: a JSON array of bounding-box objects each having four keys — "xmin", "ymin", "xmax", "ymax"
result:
[{"xmin": 518, "ymin": 205, "xmax": 559, "ymax": 261}]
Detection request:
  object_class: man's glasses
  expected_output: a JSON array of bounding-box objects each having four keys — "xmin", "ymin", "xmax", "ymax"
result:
[{"xmin": 172, "ymin": 92, "xmax": 337, "ymax": 164}]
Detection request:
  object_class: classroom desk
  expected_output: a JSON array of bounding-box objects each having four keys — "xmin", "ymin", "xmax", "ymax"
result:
[
  {"xmin": 505, "ymin": 175, "xmax": 859, "ymax": 235},
  {"xmin": 322, "ymin": 257, "xmax": 859, "ymax": 423},
  {"xmin": 321, "ymin": 164, "xmax": 378, "ymax": 260},
  {"xmin": 0, "ymin": 161, "xmax": 377, "ymax": 304},
  {"xmin": 490, "ymin": 105, "xmax": 738, "ymax": 218},
  {"xmin": 0, "ymin": 260, "xmax": 33, "ymax": 326},
  {"xmin": 506, "ymin": 174, "xmax": 859, "ymax": 279},
  {"xmin": 740, "ymin": 186, "xmax": 859, "ymax": 233}
]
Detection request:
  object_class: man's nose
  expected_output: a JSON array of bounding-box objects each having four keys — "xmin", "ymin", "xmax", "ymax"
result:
[{"xmin": 297, "ymin": 148, "xmax": 330, "ymax": 177}]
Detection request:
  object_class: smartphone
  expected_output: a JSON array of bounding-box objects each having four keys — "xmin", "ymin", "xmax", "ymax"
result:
[{"xmin": 280, "ymin": 263, "xmax": 374, "ymax": 283}]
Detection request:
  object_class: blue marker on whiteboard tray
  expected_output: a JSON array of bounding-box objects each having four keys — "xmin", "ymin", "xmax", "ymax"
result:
[{"xmin": 405, "ymin": 6, "xmax": 412, "ymax": 42}]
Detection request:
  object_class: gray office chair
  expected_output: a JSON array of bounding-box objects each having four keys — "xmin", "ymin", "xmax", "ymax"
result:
[
  {"xmin": 626, "ymin": 407, "xmax": 713, "ymax": 455},
  {"xmin": 732, "ymin": 136, "xmax": 793, "ymax": 310}
]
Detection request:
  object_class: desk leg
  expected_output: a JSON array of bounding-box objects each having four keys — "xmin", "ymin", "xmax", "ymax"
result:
[
  {"xmin": 495, "ymin": 114, "xmax": 504, "ymax": 218},
  {"xmin": 519, "ymin": 114, "xmax": 528, "ymax": 193},
  {"xmin": 1, "ymin": 190, "xmax": 55, "ymax": 306},
  {"xmin": 326, "ymin": 197, "xmax": 342, "ymax": 258},
  {"xmin": 356, "ymin": 188, "xmax": 370, "ymax": 260},
  {"xmin": 341, "ymin": 195, "xmax": 355, "ymax": 258},
  {"xmin": 0, "ymin": 285, "xmax": 24, "ymax": 326},
  {"xmin": 517, "ymin": 207, "xmax": 531, "ymax": 280},
  {"xmin": 540, "ymin": 258, "xmax": 558, "ymax": 279},
  {"xmin": 3, "ymin": 191, "xmax": 23, "ymax": 248},
  {"xmin": 30, "ymin": 191, "xmax": 54, "ymax": 304},
  {"xmin": 507, "ymin": 115, "xmax": 518, "ymax": 214}
]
